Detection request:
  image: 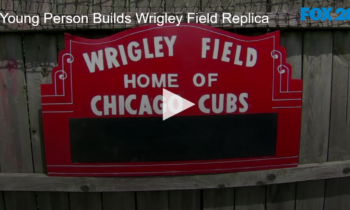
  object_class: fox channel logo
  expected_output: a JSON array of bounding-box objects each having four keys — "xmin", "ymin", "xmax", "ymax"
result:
[{"xmin": 301, "ymin": 7, "xmax": 350, "ymax": 21}]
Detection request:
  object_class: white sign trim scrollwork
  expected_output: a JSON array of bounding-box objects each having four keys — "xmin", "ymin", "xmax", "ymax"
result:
[
  {"xmin": 271, "ymin": 49, "xmax": 302, "ymax": 102},
  {"xmin": 42, "ymin": 53, "xmax": 74, "ymax": 98}
]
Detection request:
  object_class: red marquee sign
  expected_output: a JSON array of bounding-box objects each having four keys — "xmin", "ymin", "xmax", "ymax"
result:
[{"xmin": 41, "ymin": 24, "xmax": 303, "ymax": 177}]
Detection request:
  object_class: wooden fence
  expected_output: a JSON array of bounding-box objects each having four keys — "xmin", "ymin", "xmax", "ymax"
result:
[
  {"xmin": 0, "ymin": 0, "xmax": 350, "ymax": 209},
  {"xmin": 0, "ymin": 28, "xmax": 349, "ymax": 210}
]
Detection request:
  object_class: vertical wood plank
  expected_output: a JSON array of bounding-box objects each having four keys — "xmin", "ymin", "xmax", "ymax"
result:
[
  {"xmin": 265, "ymin": 31, "xmax": 303, "ymax": 210},
  {"xmin": 37, "ymin": 192, "xmax": 70, "ymax": 210},
  {"xmin": 0, "ymin": 34, "xmax": 33, "ymax": 173},
  {"xmin": 235, "ymin": 186, "xmax": 265, "ymax": 210},
  {"xmin": 324, "ymin": 30, "xmax": 350, "ymax": 210},
  {"xmin": 137, "ymin": 191, "xmax": 168, "ymax": 210},
  {"xmin": 203, "ymin": 188, "xmax": 234, "ymax": 210},
  {"xmin": 296, "ymin": 31, "xmax": 333, "ymax": 210},
  {"xmin": 24, "ymin": 33, "xmax": 70, "ymax": 210},
  {"xmin": 299, "ymin": 31, "xmax": 333, "ymax": 165},
  {"xmin": 0, "ymin": 193, "xmax": 5, "ymax": 210},
  {"xmin": 102, "ymin": 192, "xmax": 136, "ymax": 210},
  {"xmin": 24, "ymin": 33, "xmax": 55, "ymax": 174},
  {"xmin": 24, "ymin": 0, "xmax": 53, "ymax": 173},
  {"xmin": 70, "ymin": 192, "xmax": 103, "ymax": 210},
  {"xmin": 325, "ymin": 178, "xmax": 350, "ymax": 210},
  {"xmin": 0, "ymin": 34, "xmax": 37, "ymax": 210},
  {"xmin": 4, "ymin": 192, "xmax": 36, "ymax": 210},
  {"xmin": 266, "ymin": 183, "xmax": 296, "ymax": 210},
  {"xmin": 328, "ymin": 31, "xmax": 350, "ymax": 162},
  {"xmin": 297, "ymin": 180, "xmax": 325, "ymax": 210},
  {"xmin": 169, "ymin": 190, "xmax": 200, "ymax": 210}
]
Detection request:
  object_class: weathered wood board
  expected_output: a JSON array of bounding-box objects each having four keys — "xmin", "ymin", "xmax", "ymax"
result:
[
  {"xmin": 24, "ymin": 33, "xmax": 71, "ymax": 210},
  {"xmin": 296, "ymin": 31, "xmax": 333, "ymax": 210},
  {"xmin": 324, "ymin": 30, "xmax": 350, "ymax": 210},
  {"xmin": 170, "ymin": 190, "xmax": 201, "ymax": 210},
  {"xmin": 203, "ymin": 188, "xmax": 234, "ymax": 210},
  {"xmin": 102, "ymin": 192, "xmax": 136, "ymax": 210},
  {"xmin": 1, "ymin": 160, "xmax": 350, "ymax": 192},
  {"xmin": 137, "ymin": 191, "xmax": 169, "ymax": 210},
  {"xmin": 235, "ymin": 186, "xmax": 265, "ymax": 210},
  {"xmin": 0, "ymin": 33, "xmax": 37, "ymax": 210},
  {"xmin": 69, "ymin": 192, "xmax": 103, "ymax": 210}
]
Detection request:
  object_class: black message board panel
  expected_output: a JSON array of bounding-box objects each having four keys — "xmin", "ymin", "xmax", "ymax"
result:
[{"xmin": 69, "ymin": 114, "xmax": 278, "ymax": 163}]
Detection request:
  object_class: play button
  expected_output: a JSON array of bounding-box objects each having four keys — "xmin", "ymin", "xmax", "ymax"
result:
[{"xmin": 163, "ymin": 89, "xmax": 195, "ymax": 120}]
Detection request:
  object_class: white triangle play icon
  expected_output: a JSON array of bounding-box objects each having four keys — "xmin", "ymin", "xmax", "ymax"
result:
[{"xmin": 163, "ymin": 88, "xmax": 195, "ymax": 121}]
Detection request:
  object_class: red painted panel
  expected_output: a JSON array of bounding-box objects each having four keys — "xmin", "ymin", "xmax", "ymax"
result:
[{"xmin": 41, "ymin": 24, "xmax": 302, "ymax": 177}]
